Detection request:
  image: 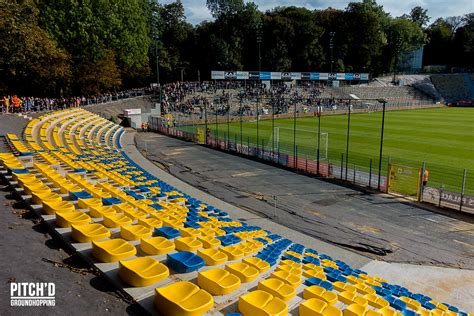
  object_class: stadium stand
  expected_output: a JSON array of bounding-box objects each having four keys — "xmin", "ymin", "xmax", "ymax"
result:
[
  {"xmin": 87, "ymin": 96, "xmax": 154, "ymax": 119},
  {"xmin": 431, "ymin": 74, "xmax": 474, "ymax": 103},
  {"xmin": 330, "ymin": 86, "xmax": 433, "ymax": 106},
  {"xmin": 0, "ymin": 108, "xmax": 470, "ymax": 315}
]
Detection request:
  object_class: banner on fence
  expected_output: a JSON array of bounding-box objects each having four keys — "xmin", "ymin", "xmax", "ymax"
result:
[
  {"xmin": 388, "ymin": 164, "xmax": 420, "ymax": 196},
  {"xmin": 424, "ymin": 187, "xmax": 474, "ymax": 211},
  {"xmin": 211, "ymin": 71, "xmax": 369, "ymax": 81},
  {"xmin": 196, "ymin": 128, "xmax": 205, "ymax": 144}
]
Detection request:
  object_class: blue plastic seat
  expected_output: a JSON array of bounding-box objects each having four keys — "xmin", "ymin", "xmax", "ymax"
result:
[
  {"xmin": 167, "ymin": 251, "xmax": 205, "ymax": 273},
  {"xmin": 305, "ymin": 277, "xmax": 333, "ymax": 291},
  {"xmin": 326, "ymin": 272, "xmax": 347, "ymax": 283},
  {"xmin": 154, "ymin": 226, "xmax": 181, "ymax": 239},
  {"xmin": 303, "ymin": 256, "xmax": 321, "ymax": 265},
  {"xmin": 69, "ymin": 191, "xmax": 94, "ymax": 200},
  {"xmin": 216, "ymin": 234, "xmax": 241, "ymax": 246},
  {"xmin": 102, "ymin": 197, "xmax": 123, "ymax": 205},
  {"xmin": 184, "ymin": 221, "xmax": 200, "ymax": 229}
]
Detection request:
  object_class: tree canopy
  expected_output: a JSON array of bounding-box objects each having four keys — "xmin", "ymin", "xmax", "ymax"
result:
[{"xmin": 0, "ymin": 0, "xmax": 472, "ymax": 96}]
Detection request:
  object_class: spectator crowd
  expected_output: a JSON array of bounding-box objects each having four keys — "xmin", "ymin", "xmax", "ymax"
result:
[{"xmin": 1, "ymin": 89, "xmax": 148, "ymax": 114}]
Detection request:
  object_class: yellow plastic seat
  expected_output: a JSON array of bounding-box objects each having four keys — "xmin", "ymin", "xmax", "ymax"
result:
[
  {"xmin": 42, "ymin": 200, "xmax": 75, "ymax": 215},
  {"xmin": 92, "ymin": 238, "xmax": 136, "ymax": 262},
  {"xmin": 243, "ymin": 257, "xmax": 270, "ymax": 273},
  {"xmin": 354, "ymin": 283, "xmax": 376, "ymax": 295},
  {"xmin": 175, "ymin": 237, "xmax": 203, "ymax": 251},
  {"xmin": 138, "ymin": 217, "xmax": 162, "ymax": 229},
  {"xmin": 197, "ymin": 248, "xmax": 228, "ymax": 266},
  {"xmin": 56, "ymin": 211, "xmax": 91, "ymax": 228},
  {"xmin": 122, "ymin": 208, "xmax": 148, "ymax": 220},
  {"xmin": 366, "ymin": 311, "xmax": 383, "ymax": 316},
  {"xmin": 154, "ymin": 281, "xmax": 214, "ymax": 316},
  {"xmin": 304, "ymin": 286, "xmax": 338, "ymax": 305},
  {"xmin": 23, "ymin": 182, "xmax": 50, "ymax": 195},
  {"xmin": 304, "ymin": 269, "xmax": 327, "ymax": 279},
  {"xmin": 303, "ymin": 264, "xmax": 323, "ymax": 272},
  {"xmin": 338, "ymin": 291, "xmax": 368, "ymax": 306},
  {"xmin": 102, "ymin": 213, "xmax": 133, "ymax": 228},
  {"xmin": 237, "ymin": 244, "xmax": 256, "ymax": 256},
  {"xmin": 197, "ymin": 236, "xmax": 221, "ymax": 248},
  {"xmin": 58, "ymin": 182, "xmax": 82, "ymax": 194},
  {"xmin": 399, "ymin": 296, "xmax": 422, "ymax": 311},
  {"xmin": 118, "ymin": 257, "xmax": 169, "ymax": 287},
  {"xmin": 270, "ymin": 270, "xmax": 302, "ymax": 287},
  {"xmin": 220, "ymin": 245, "xmax": 244, "ymax": 260},
  {"xmin": 180, "ymin": 227, "xmax": 201, "ymax": 238},
  {"xmin": 280, "ymin": 259, "xmax": 301, "ymax": 268},
  {"xmin": 343, "ymin": 303, "xmax": 368, "ymax": 316},
  {"xmin": 31, "ymin": 191, "xmax": 61, "ymax": 205},
  {"xmin": 276, "ymin": 264, "xmax": 302, "ymax": 276},
  {"xmin": 120, "ymin": 224, "xmax": 152, "ymax": 241},
  {"xmin": 257, "ymin": 278, "xmax": 296, "ymax": 301},
  {"xmin": 77, "ymin": 197, "xmax": 102, "ymax": 209},
  {"xmin": 300, "ymin": 298, "xmax": 343, "ymax": 316},
  {"xmin": 346, "ymin": 275, "xmax": 364, "ymax": 285},
  {"xmin": 140, "ymin": 236, "xmax": 175, "ymax": 255},
  {"xmin": 333, "ymin": 281, "xmax": 356, "ymax": 293},
  {"xmin": 162, "ymin": 218, "xmax": 184, "ymax": 228},
  {"xmin": 239, "ymin": 290, "xmax": 288, "ymax": 316},
  {"xmin": 89, "ymin": 205, "xmax": 116, "ymax": 218},
  {"xmin": 71, "ymin": 223, "xmax": 111, "ymax": 243},
  {"xmin": 225, "ymin": 262, "xmax": 259, "ymax": 283},
  {"xmin": 364, "ymin": 294, "xmax": 389, "ymax": 309},
  {"xmin": 197, "ymin": 268, "xmax": 241, "ymax": 295}
]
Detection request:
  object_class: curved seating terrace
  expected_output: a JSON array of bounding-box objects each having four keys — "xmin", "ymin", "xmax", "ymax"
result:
[{"xmin": 0, "ymin": 108, "xmax": 470, "ymax": 315}]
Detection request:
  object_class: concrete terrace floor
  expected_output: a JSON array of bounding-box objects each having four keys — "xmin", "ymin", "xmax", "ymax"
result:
[
  {"xmin": 0, "ymin": 114, "xmax": 143, "ymax": 316},
  {"xmin": 132, "ymin": 132, "xmax": 474, "ymax": 311},
  {"xmin": 0, "ymin": 109, "xmax": 472, "ymax": 313}
]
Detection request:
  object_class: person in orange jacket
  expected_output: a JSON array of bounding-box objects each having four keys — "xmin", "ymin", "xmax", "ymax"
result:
[
  {"xmin": 12, "ymin": 95, "xmax": 22, "ymax": 112},
  {"xmin": 423, "ymin": 169, "xmax": 429, "ymax": 187}
]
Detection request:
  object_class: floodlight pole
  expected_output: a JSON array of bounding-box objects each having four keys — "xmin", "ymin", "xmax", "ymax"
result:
[
  {"xmin": 293, "ymin": 101, "xmax": 297, "ymax": 167},
  {"xmin": 392, "ymin": 38, "xmax": 402, "ymax": 84},
  {"xmin": 329, "ymin": 32, "xmax": 335, "ymax": 73},
  {"xmin": 240, "ymin": 96, "xmax": 243, "ymax": 151},
  {"xmin": 154, "ymin": 39, "xmax": 162, "ymax": 105},
  {"xmin": 317, "ymin": 106, "xmax": 321, "ymax": 175},
  {"xmin": 377, "ymin": 99, "xmax": 387, "ymax": 190},
  {"xmin": 256, "ymin": 22, "xmax": 263, "ymax": 71},
  {"xmin": 345, "ymin": 101, "xmax": 351, "ymax": 180},
  {"xmin": 272, "ymin": 101, "xmax": 275, "ymax": 161}
]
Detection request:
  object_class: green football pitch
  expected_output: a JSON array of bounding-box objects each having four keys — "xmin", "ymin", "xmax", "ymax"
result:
[{"xmin": 181, "ymin": 107, "xmax": 474, "ymax": 195}]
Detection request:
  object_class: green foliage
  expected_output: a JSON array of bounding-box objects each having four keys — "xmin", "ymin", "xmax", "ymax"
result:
[
  {"xmin": 0, "ymin": 0, "xmax": 71, "ymax": 96},
  {"xmin": 0, "ymin": 0, "xmax": 472, "ymax": 95},
  {"xmin": 38, "ymin": 0, "xmax": 151, "ymax": 94},
  {"xmin": 403, "ymin": 6, "xmax": 431, "ymax": 28},
  {"xmin": 206, "ymin": 0, "xmax": 245, "ymax": 18}
]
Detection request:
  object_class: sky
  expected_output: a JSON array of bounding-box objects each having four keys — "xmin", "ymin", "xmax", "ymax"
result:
[{"xmin": 161, "ymin": 0, "xmax": 473, "ymax": 25}]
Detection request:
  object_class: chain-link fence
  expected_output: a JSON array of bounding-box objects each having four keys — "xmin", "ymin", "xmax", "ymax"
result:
[{"xmin": 149, "ymin": 94, "xmax": 473, "ymax": 214}]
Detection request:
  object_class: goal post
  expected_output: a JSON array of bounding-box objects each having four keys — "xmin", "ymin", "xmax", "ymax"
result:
[{"xmin": 269, "ymin": 126, "xmax": 328, "ymax": 160}]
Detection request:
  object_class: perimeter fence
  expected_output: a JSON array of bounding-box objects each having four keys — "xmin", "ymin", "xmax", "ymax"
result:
[{"xmin": 148, "ymin": 94, "xmax": 473, "ymax": 214}]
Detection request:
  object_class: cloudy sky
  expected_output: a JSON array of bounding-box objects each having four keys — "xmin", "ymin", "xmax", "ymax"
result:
[{"xmin": 161, "ymin": 0, "xmax": 473, "ymax": 25}]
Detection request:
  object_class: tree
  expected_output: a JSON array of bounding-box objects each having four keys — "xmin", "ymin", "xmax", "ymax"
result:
[
  {"xmin": 423, "ymin": 18, "xmax": 455, "ymax": 66},
  {"xmin": 343, "ymin": 1, "xmax": 389, "ymax": 72},
  {"xmin": 445, "ymin": 16, "xmax": 465, "ymax": 34},
  {"xmin": 403, "ymin": 6, "xmax": 430, "ymax": 28},
  {"xmin": 0, "ymin": 0, "xmax": 71, "ymax": 95},
  {"xmin": 206, "ymin": 0, "xmax": 244, "ymax": 18},
  {"xmin": 76, "ymin": 50, "xmax": 122, "ymax": 95}
]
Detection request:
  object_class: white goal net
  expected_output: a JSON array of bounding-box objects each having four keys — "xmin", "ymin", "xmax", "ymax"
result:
[{"xmin": 268, "ymin": 127, "xmax": 328, "ymax": 160}]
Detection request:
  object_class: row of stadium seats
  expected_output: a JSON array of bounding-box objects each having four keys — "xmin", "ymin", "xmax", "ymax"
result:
[{"xmin": 0, "ymin": 108, "xmax": 470, "ymax": 316}]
